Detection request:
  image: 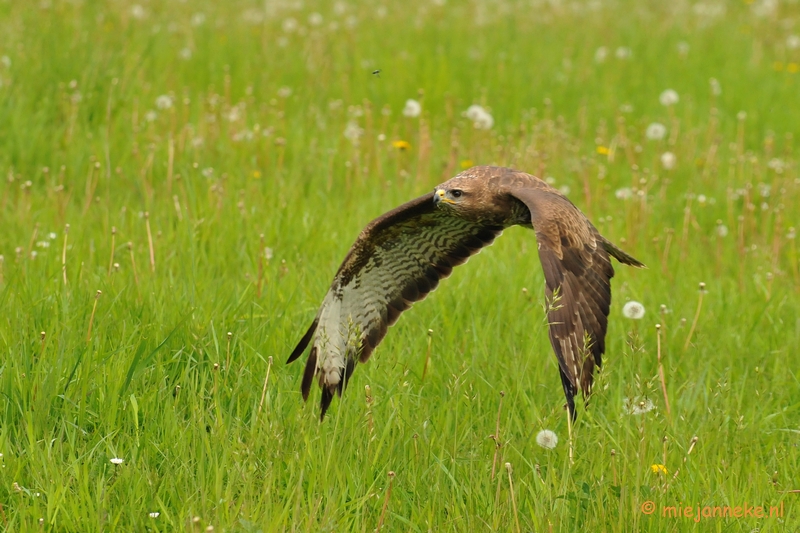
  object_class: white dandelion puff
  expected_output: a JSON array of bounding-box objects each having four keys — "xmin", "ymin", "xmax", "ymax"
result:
[
  {"xmin": 144, "ymin": 110, "xmax": 157, "ymax": 122},
  {"xmin": 787, "ymin": 35, "xmax": 800, "ymax": 50},
  {"xmin": 155, "ymin": 95, "xmax": 173, "ymax": 110},
  {"xmin": 110, "ymin": 457, "xmax": 124, "ymax": 465},
  {"xmin": 660, "ymin": 151, "xmax": 676, "ymax": 169},
  {"xmin": 343, "ymin": 121, "xmax": 364, "ymax": 144},
  {"xmin": 709, "ymin": 77, "xmax": 721, "ymax": 96},
  {"xmin": 191, "ymin": 13, "xmax": 206, "ymax": 26},
  {"xmin": 622, "ymin": 301, "xmax": 645, "ymax": 319},
  {"xmin": 463, "ymin": 104, "xmax": 493, "ymax": 129},
  {"xmin": 130, "ymin": 5, "xmax": 146, "ymax": 19},
  {"xmin": 615, "ymin": 187, "xmax": 633, "ymax": 200},
  {"xmin": 645, "ymin": 122, "xmax": 667, "ymax": 140},
  {"xmin": 535, "ymin": 429, "xmax": 558, "ymax": 449},
  {"xmin": 659, "ymin": 89, "xmax": 679, "ymax": 106},
  {"xmin": 594, "ymin": 46, "xmax": 608, "ymax": 63},
  {"xmin": 615, "ymin": 46, "xmax": 632, "ymax": 59},
  {"xmin": 623, "ymin": 397, "xmax": 655, "ymax": 415},
  {"xmin": 308, "ymin": 12, "xmax": 323, "ymax": 26},
  {"xmin": 716, "ymin": 224, "xmax": 729, "ymax": 238},
  {"xmin": 282, "ymin": 18, "xmax": 298, "ymax": 33},
  {"xmin": 402, "ymin": 99, "xmax": 421, "ymax": 118}
]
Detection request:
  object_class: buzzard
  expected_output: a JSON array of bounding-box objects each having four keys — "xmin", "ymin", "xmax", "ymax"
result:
[{"xmin": 287, "ymin": 166, "xmax": 644, "ymax": 420}]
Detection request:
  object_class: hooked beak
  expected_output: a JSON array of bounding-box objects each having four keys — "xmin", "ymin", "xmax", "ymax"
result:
[{"xmin": 434, "ymin": 189, "xmax": 454, "ymax": 205}]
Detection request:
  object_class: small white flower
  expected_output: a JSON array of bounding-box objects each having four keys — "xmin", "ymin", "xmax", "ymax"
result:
[
  {"xmin": 130, "ymin": 5, "xmax": 146, "ymax": 19},
  {"xmin": 36, "ymin": 241, "xmax": 50, "ymax": 248},
  {"xmin": 264, "ymin": 247, "xmax": 274, "ymax": 261},
  {"xmin": 660, "ymin": 151, "xmax": 676, "ymax": 169},
  {"xmin": 464, "ymin": 104, "xmax": 493, "ymax": 129},
  {"xmin": 535, "ymin": 429, "xmax": 558, "ymax": 449},
  {"xmin": 155, "ymin": 95, "xmax": 173, "ymax": 110},
  {"xmin": 402, "ymin": 99, "xmax": 421, "ymax": 118},
  {"xmin": 48, "ymin": 232, "xmax": 57, "ymax": 240},
  {"xmin": 659, "ymin": 89, "xmax": 679, "ymax": 106},
  {"xmin": 149, "ymin": 512, "xmax": 160, "ymax": 518},
  {"xmin": 623, "ymin": 397, "xmax": 655, "ymax": 415},
  {"xmin": 110, "ymin": 457, "xmax": 124, "ymax": 465},
  {"xmin": 645, "ymin": 122, "xmax": 667, "ymax": 141},
  {"xmin": 622, "ymin": 301, "xmax": 645, "ymax": 319},
  {"xmin": 615, "ymin": 187, "xmax": 633, "ymax": 200},
  {"xmin": 594, "ymin": 46, "xmax": 608, "ymax": 63},
  {"xmin": 709, "ymin": 77, "xmax": 721, "ymax": 96}
]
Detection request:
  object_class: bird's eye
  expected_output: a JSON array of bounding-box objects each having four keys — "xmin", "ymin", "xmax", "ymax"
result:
[{"xmin": 451, "ymin": 189, "xmax": 463, "ymax": 198}]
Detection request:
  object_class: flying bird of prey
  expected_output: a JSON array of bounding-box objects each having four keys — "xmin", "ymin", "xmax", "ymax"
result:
[{"xmin": 287, "ymin": 166, "xmax": 645, "ymax": 420}]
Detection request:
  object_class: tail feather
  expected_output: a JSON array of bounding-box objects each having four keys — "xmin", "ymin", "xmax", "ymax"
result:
[
  {"xmin": 301, "ymin": 347, "xmax": 317, "ymax": 401},
  {"xmin": 287, "ymin": 319, "xmax": 318, "ymax": 364}
]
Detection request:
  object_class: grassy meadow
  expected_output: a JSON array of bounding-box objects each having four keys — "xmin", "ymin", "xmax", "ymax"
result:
[{"xmin": 1, "ymin": 0, "xmax": 799, "ymax": 530}]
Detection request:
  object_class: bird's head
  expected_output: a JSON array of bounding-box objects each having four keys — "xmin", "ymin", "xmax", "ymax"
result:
[{"xmin": 433, "ymin": 175, "xmax": 482, "ymax": 210}]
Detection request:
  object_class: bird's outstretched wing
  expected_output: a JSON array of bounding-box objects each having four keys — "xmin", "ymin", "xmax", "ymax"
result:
[
  {"xmin": 505, "ymin": 183, "xmax": 645, "ymax": 419},
  {"xmin": 287, "ymin": 193, "xmax": 503, "ymax": 419}
]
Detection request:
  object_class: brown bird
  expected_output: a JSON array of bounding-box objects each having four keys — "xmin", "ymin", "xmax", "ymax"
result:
[{"xmin": 287, "ymin": 166, "xmax": 644, "ymax": 420}]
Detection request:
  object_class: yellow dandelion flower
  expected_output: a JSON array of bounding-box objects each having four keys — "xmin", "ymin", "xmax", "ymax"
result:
[
  {"xmin": 252, "ymin": 170, "xmax": 262, "ymax": 179},
  {"xmin": 651, "ymin": 464, "xmax": 668, "ymax": 474},
  {"xmin": 787, "ymin": 63, "xmax": 799, "ymax": 73},
  {"xmin": 596, "ymin": 146, "xmax": 609, "ymax": 155},
  {"xmin": 460, "ymin": 159, "xmax": 474, "ymax": 169},
  {"xmin": 773, "ymin": 62, "xmax": 784, "ymax": 71},
  {"xmin": 392, "ymin": 140, "xmax": 411, "ymax": 150}
]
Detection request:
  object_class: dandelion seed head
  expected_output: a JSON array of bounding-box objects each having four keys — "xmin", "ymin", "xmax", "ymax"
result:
[
  {"xmin": 615, "ymin": 46, "xmax": 632, "ymax": 59},
  {"xmin": 646, "ymin": 122, "xmax": 667, "ymax": 140},
  {"xmin": 709, "ymin": 77, "xmax": 721, "ymax": 96},
  {"xmin": 622, "ymin": 300, "xmax": 645, "ymax": 319},
  {"xmin": 155, "ymin": 95, "xmax": 173, "ymax": 110},
  {"xmin": 130, "ymin": 4, "xmax": 146, "ymax": 19},
  {"xmin": 615, "ymin": 187, "xmax": 633, "ymax": 200},
  {"xmin": 716, "ymin": 223, "xmax": 729, "ymax": 237},
  {"xmin": 594, "ymin": 46, "xmax": 608, "ymax": 63},
  {"xmin": 402, "ymin": 99, "xmax": 421, "ymax": 118},
  {"xmin": 623, "ymin": 396, "xmax": 655, "ymax": 415},
  {"xmin": 281, "ymin": 17, "xmax": 298, "ymax": 33},
  {"xmin": 535, "ymin": 429, "xmax": 558, "ymax": 449},
  {"xmin": 787, "ymin": 35, "xmax": 800, "ymax": 50},
  {"xmin": 343, "ymin": 121, "xmax": 364, "ymax": 144},
  {"xmin": 144, "ymin": 110, "xmax": 157, "ymax": 122},
  {"xmin": 463, "ymin": 104, "xmax": 493, "ymax": 129},
  {"xmin": 661, "ymin": 151, "xmax": 676, "ymax": 169},
  {"xmin": 308, "ymin": 12, "xmax": 323, "ymax": 26},
  {"xmin": 659, "ymin": 89, "xmax": 679, "ymax": 106}
]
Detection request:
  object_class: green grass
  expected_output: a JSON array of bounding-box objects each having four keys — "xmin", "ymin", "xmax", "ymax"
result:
[{"xmin": 1, "ymin": 0, "xmax": 799, "ymax": 530}]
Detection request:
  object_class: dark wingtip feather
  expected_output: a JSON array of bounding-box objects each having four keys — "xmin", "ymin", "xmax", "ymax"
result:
[
  {"xmin": 287, "ymin": 318, "xmax": 319, "ymax": 364},
  {"xmin": 320, "ymin": 386, "xmax": 335, "ymax": 421},
  {"xmin": 301, "ymin": 347, "xmax": 317, "ymax": 401},
  {"xmin": 602, "ymin": 240, "xmax": 646, "ymax": 268}
]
